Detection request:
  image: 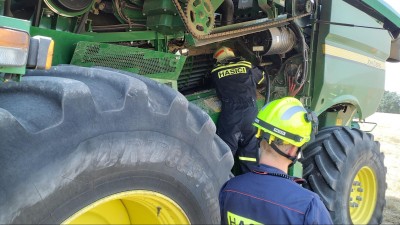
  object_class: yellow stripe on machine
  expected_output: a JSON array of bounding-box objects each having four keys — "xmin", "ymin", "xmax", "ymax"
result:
[
  {"xmin": 45, "ymin": 40, "xmax": 55, "ymax": 69},
  {"xmin": 323, "ymin": 44, "xmax": 385, "ymax": 70}
]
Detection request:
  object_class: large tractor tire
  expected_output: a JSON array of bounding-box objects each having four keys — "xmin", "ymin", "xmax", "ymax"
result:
[
  {"xmin": 0, "ymin": 65, "xmax": 233, "ymax": 224},
  {"xmin": 301, "ymin": 126, "xmax": 386, "ymax": 224}
]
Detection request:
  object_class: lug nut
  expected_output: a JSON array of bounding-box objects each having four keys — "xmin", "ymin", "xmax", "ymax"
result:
[
  {"xmin": 350, "ymin": 202, "xmax": 359, "ymax": 208},
  {"xmin": 357, "ymin": 188, "xmax": 364, "ymax": 192},
  {"xmin": 356, "ymin": 196, "xmax": 363, "ymax": 201}
]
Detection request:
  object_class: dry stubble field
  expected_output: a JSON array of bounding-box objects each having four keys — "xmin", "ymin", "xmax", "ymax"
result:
[{"xmin": 361, "ymin": 112, "xmax": 400, "ymax": 224}]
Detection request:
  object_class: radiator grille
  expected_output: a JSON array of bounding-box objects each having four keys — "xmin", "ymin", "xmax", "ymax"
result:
[
  {"xmin": 71, "ymin": 42, "xmax": 186, "ymax": 80},
  {"xmin": 178, "ymin": 54, "xmax": 214, "ymax": 93}
]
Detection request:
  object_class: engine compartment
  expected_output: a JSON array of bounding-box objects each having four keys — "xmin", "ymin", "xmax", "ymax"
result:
[{"xmin": 6, "ymin": 0, "xmax": 313, "ymax": 99}]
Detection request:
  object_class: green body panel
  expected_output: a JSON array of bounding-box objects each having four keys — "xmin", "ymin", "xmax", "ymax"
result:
[
  {"xmin": 0, "ymin": 15, "xmax": 30, "ymax": 37},
  {"xmin": 143, "ymin": 0, "xmax": 184, "ymax": 34},
  {"xmin": 311, "ymin": 0, "xmax": 391, "ymax": 122},
  {"xmin": 0, "ymin": 15, "xmax": 30, "ymax": 74},
  {"xmin": 288, "ymin": 161, "xmax": 303, "ymax": 178},
  {"xmin": 186, "ymin": 90, "xmax": 221, "ymax": 122},
  {"xmin": 0, "ymin": 66, "xmax": 25, "ymax": 75},
  {"xmin": 362, "ymin": 0, "xmax": 400, "ymax": 28},
  {"xmin": 319, "ymin": 105, "xmax": 358, "ymax": 128},
  {"xmin": 38, "ymin": 11, "xmax": 78, "ymax": 32}
]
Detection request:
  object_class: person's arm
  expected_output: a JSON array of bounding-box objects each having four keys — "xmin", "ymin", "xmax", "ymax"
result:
[
  {"xmin": 304, "ymin": 196, "xmax": 333, "ymax": 225},
  {"xmin": 250, "ymin": 66, "xmax": 266, "ymax": 87}
]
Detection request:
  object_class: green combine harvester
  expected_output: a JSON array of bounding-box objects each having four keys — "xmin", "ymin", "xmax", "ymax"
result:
[{"xmin": 1, "ymin": 0, "xmax": 399, "ymax": 224}]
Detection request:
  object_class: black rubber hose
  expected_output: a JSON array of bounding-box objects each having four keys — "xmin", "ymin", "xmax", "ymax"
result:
[
  {"xmin": 33, "ymin": 0, "xmax": 42, "ymax": 27},
  {"xmin": 262, "ymin": 68, "xmax": 270, "ymax": 104},
  {"xmin": 264, "ymin": 70, "xmax": 271, "ymax": 104},
  {"xmin": 4, "ymin": 0, "xmax": 12, "ymax": 17},
  {"xmin": 91, "ymin": 23, "xmax": 146, "ymax": 32},
  {"xmin": 76, "ymin": 11, "xmax": 89, "ymax": 33},
  {"xmin": 289, "ymin": 22, "xmax": 309, "ymax": 85},
  {"xmin": 256, "ymin": 66, "xmax": 270, "ymax": 105}
]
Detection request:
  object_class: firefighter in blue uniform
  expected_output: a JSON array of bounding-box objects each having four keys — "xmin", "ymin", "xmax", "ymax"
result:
[
  {"xmin": 219, "ymin": 97, "xmax": 333, "ymax": 225},
  {"xmin": 211, "ymin": 46, "xmax": 265, "ymax": 173}
]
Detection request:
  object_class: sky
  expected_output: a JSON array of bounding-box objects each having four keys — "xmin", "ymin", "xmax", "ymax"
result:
[
  {"xmin": 383, "ymin": 0, "xmax": 400, "ymax": 94},
  {"xmin": 385, "ymin": 62, "xmax": 400, "ymax": 93}
]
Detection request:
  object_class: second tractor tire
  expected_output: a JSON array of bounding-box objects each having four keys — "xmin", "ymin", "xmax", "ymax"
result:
[{"xmin": 301, "ymin": 126, "xmax": 386, "ymax": 224}]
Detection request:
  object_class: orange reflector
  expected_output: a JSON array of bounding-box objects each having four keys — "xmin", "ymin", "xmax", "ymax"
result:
[
  {"xmin": 0, "ymin": 28, "xmax": 29, "ymax": 49},
  {"xmin": 0, "ymin": 28, "xmax": 30, "ymax": 67}
]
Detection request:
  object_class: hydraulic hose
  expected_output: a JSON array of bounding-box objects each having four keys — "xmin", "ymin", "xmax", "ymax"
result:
[
  {"xmin": 33, "ymin": 0, "xmax": 43, "ymax": 27},
  {"xmin": 263, "ymin": 69, "xmax": 270, "ymax": 104},
  {"xmin": 91, "ymin": 23, "xmax": 145, "ymax": 32},
  {"xmin": 76, "ymin": 11, "xmax": 89, "ymax": 33},
  {"xmin": 289, "ymin": 22, "xmax": 308, "ymax": 86},
  {"xmin": 4, "ymin": 0, "xmax": 12, "ymax": 17},
  {"xmin": 257, "ymin": 66, "xmax": 270, "ymax": 105}
]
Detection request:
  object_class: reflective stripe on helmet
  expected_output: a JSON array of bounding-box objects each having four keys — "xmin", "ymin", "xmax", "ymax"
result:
[
  {"xmin": 214, "ymin": 49, "xmax": 226, "ymax": 59},
  {"xmin": 281, "ymin": 106, "xmax": 307, "ymax": 120},
  {"xmin": 254, "ymin": 117, "xmax": 303, "ymax": 143},
  {"xmin": 213, "ymin": 47, "xmax": 235, "ymax": 61},
  {"xmin": 214, "ymin": 47, "xmax": 234, "ymax": 58}
]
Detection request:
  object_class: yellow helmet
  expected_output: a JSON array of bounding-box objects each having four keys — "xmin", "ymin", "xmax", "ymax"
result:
[
  {"xmin": 253, "ymin": 97, "xmax": 317, "ymax": 147},
  {"xmin": 213, "ymin": 46, "xmax": 235, "ymax": 62}
]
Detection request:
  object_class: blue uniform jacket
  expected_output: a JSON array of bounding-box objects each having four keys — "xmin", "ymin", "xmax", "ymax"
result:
[
  {"xmin": 211, "ymin": 58, "xmax": 265, "ymax": 103},
  {"xmin": 219, "ymin": 164, "xmax": 333, "ymax": 225}
]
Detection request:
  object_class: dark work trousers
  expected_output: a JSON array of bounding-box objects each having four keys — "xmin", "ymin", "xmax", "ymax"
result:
[{"xmin": 217, "ymin": 99, "xmax": 259, "ymax": 174}]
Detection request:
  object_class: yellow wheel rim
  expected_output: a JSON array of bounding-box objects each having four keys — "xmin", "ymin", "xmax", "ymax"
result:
[
  {"xmin": 349, "ymin": 166, "xmax": 377, "ymax": 224},
  {"xmin": 62, "ymin": 190, "xmax": 190, "ymax": 224}
]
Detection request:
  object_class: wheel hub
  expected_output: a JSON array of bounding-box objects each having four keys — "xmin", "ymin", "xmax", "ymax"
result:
[
  {"xmin": 63, "ymin": 190, "xmax": 190, "ymax": 224},
  {"xmin": 349, "ymin": 166, "xmax": 377, "ymax": 224}
]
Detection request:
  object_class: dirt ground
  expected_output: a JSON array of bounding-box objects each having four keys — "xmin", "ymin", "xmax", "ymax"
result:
[{"xmin": 361, "ymin": 112, "xmax": 400, "ymax": 224}]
